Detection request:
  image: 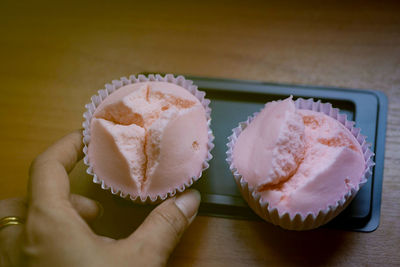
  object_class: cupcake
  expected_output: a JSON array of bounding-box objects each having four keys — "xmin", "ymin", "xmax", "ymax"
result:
[
  {"xmin": 83, "ymin": 74, "xmax": 213, "ymax": 203},
  {"xmin": 226, "ymin": 96, "xmax": 374, "ymax": 230}
]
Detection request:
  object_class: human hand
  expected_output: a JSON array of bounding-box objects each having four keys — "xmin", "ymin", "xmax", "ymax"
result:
[
  {"xmin": 0, "ymin": 194, "xmax": 104, "ymax": 266},
  {"xmin": 1, "ymin": 130, "xmax": 201, "ymax": 267},
  {"xmin": 1, "ymin": 161, "xmax": 108, "ymax": 266}
]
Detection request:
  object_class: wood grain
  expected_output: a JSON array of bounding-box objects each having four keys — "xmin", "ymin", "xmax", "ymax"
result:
[{"xmin": 1, "ymin": 0, "xmax": 399, "ymax": 266}]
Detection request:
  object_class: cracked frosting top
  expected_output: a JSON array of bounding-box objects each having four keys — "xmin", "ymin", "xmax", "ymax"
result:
[
  {"xmin": 88, "ymin": 82, "xmax": 209, "ymax": 198},
  {"xmin": 233, "ymin": 97, "xmax": 365, "ymax": 215}
]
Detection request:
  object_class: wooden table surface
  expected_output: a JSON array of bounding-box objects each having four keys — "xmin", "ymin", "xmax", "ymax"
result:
[{"xmin": 1, "ymin": 0, "xmax": 399, "ymax": 266}]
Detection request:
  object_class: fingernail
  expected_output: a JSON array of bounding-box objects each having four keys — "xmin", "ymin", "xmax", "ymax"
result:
[{"xmin": 175, "ymin": 189, "xmax": 201, "ymax": 222}]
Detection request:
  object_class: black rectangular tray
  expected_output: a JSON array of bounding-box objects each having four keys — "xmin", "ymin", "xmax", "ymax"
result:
[{"xmin": 189, "ymin": 76, "xmax": 387, "ymax": 232}]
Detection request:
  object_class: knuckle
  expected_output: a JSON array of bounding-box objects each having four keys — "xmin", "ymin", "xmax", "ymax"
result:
[
  {"xmin": 24, "ymin": 202, "xmax": 64, "ymax": 248},
  {"xmin": 29, "ymin": 154, "xmax": 48, "ymax": 174},
  {"xmin": 24, "ymin": 205, "xmax": 48, "ymax": 243}
]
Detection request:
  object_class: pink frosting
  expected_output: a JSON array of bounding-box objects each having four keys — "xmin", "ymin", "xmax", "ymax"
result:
[
  {"xmin": 88, "ymin": 82, "xmax": 209, "ymax": 198},
  {"xmin": 233, "ymin": 97, "xmax": 365, "ymax": 216}
]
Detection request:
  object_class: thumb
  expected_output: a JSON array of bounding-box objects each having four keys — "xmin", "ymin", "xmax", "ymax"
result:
[{"xmin": 127, "ymin": 190, "xmax": 201, "ymax": 259}]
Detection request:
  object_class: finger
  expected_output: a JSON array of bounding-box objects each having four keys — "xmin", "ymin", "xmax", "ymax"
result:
[
  {"xmin": 0, "ymin": 198, "xmax": 27, "ymax": 219},
  {"xmin": 122, "ymin": 190, "xmax": 201, "ymax": 260},
  {"xmin": 70, "ymin": 194, "xmax": 103, "ymax": 223},
  {"xmin": 28, "ymin": 130, "xmax": 84, "ymax": 206},
  {"xmin": 0, "ymin": 198, "xmax": 27, "ymax": 267}
]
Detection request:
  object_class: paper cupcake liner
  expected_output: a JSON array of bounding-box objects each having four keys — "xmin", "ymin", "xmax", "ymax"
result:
[
  {"xmin": 226, "ymin": 97, "xmax": 375, "ymax": 230},
  {"xmin": 83, "ymin": 74, "xmax": 214, "ymax": 204}
]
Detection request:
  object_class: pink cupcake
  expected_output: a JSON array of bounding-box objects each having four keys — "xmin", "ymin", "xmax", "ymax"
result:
[
  {"xmin": 226, "ymin": 96, "xmax": 374, "ymax": 230},
  {"xmin": 83, "ymin": 74, "xmax": 214, "ymax": 203}
]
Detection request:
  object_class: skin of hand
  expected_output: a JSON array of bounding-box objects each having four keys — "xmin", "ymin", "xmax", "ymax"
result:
[
  {"xmin": 0, "ymin": 195, "xmax": 105, "ymax": 266},
  {"xmin": 0, "ymin": 130, "xmax": 201, "ymax": 267},
  {"xmin": 0, "ymin": 197, "xmax": 26, "ymax": 266}
]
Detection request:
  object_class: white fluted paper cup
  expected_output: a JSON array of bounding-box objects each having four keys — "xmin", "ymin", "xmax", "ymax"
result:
[
  {"xmin": 83, "ymin": 74, "xmax": 214, "ymax": 204},
  {"xmin": 226, "ymin": 97, "xmax": 374, "ymax": 230}
]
